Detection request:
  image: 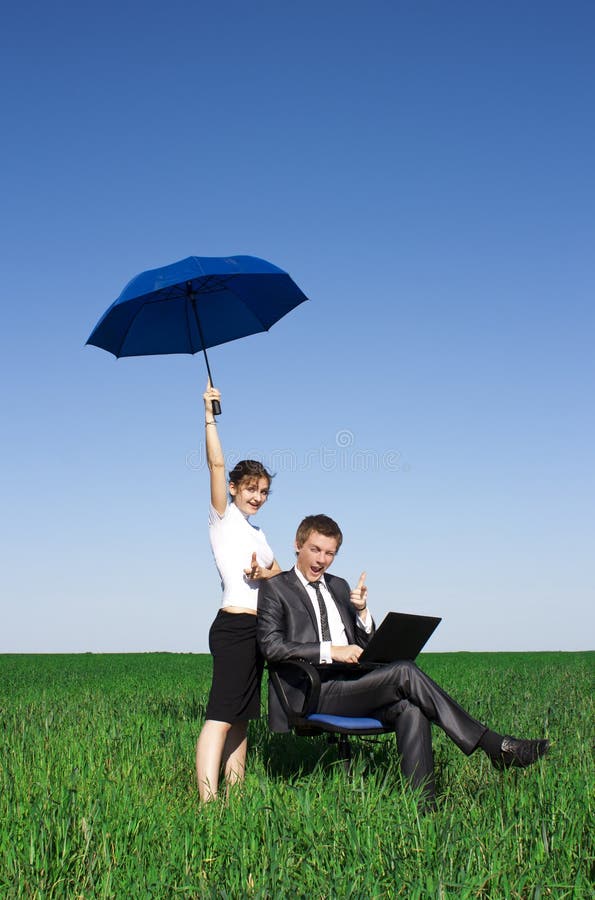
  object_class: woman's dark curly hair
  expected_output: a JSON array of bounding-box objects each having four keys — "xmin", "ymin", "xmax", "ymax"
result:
[{"xmin": 228, "ymin": 459, "xmax": 274, "ymax": 495}]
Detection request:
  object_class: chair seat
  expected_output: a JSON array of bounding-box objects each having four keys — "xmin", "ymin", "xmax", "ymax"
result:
[
  {"xmin": 268, "ymin": 661, "xmax": 391, "ymax": 770},
  {"xmin": 307, "ymin": 713, "xmax": 386, "ymax": 731}
]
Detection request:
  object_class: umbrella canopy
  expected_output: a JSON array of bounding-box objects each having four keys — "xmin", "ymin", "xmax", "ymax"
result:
[
  {"xmin": 87, "ymin": 255, "xmax": 308, "ymax": 357},
  {"xmin": 86, "ymin": 255, "xmax": 309, "ymax": 413}
]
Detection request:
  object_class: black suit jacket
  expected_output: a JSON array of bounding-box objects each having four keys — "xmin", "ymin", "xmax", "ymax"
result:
[{"xmin": 257, "ymin": 569, "xmax": 375, "ymax": 731}]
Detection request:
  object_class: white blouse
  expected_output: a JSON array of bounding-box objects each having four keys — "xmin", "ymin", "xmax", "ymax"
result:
[{"xmin": 209, "ymin": 502, "xmax": 275, "ymax": 611}]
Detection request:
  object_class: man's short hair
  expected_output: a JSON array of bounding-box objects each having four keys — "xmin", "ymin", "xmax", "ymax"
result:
[{"xmin": 295, "ymin": 514, "xmax": 343, "ymax": 550}]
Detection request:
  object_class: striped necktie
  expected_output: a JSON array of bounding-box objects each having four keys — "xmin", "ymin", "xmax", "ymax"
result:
[{"xmin": 309, "ymin": 581, "xmax": 331, "ymax": 642}]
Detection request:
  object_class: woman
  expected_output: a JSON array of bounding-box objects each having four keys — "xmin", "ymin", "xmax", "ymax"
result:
[{"xmin": 195, "ymin": 383, "xmax": 281, "ymax": 801}]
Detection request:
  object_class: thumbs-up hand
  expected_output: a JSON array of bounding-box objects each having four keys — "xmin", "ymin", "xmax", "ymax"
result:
[
  {"xmin": 350, "ymin": 571, "xmax": 368, "ymax": 610},
  {"xmin": 244, "ymin": 552, "xmax": 261, "ymax": 580}
]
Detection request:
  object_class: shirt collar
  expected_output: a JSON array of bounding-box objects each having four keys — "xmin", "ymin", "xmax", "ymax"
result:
[
  {"xmin": 293, "ymin": 565, "xmax": 328, "ymax": 591},
  {"xmin": 229, "ymin": 501, "xmax": 259, "ymax": 526}
]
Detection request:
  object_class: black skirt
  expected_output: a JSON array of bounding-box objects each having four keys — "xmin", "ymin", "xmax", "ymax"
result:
[{"xmin": 205, "ymin": 610, "xmax": 264, "ymax": 723}]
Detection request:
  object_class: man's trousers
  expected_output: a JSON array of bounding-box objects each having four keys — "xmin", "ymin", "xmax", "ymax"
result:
[{"xmin": 318, "ymin": 659, "xmax": 487, "ymax": 796}]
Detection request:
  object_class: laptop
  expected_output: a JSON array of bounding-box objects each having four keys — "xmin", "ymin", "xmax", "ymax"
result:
[
  {"xmin": 320, "ymin": 611, "xmax": 441, "ymax": 671},
  {"xmin": 359, "ymin": 611, "xmax": 441, "ymax": 664}
]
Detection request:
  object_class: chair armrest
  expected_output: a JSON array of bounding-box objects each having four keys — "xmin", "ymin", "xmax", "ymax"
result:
[{"xmin": 268, "ymin": 659, "xmax": 321, "ymax": 722}]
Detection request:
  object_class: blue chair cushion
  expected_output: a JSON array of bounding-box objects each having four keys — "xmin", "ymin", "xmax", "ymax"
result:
[{"xmin": 307, "ymin": 713, "xmax": 386, "ymax": 731}]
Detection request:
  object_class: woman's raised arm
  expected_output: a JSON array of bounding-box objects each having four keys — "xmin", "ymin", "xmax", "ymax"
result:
[{"xmin": 204, "ymin": 383, "xmax": 227, "ymax": 515}]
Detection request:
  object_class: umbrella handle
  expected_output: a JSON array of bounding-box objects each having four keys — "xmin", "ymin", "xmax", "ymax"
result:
[{"xmin": 211, "ymin": 399, "xmax": 222, "ymax": 416}]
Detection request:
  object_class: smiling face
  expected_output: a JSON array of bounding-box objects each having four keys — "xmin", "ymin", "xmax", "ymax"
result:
[
  {"xmin": 295, "ymin": 530, "xmax": 339, "ymax": 582},
  {"xmin": 229, "ymin": 476, "xmax": 270, "ymax": 516}
]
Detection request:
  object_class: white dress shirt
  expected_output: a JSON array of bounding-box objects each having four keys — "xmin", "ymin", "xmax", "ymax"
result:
[
  {"xmin": 293, "ymin": 566, "xmax": 373, "ymax": 664},
  {"xmin": 209, "ymin": 503, "xmax": 274, "ymax": 611}
]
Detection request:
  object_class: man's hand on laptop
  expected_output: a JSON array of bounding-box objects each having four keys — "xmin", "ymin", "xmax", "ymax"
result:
[{"xmin": 331, "ymin": 645, "xmax": 363, "ymax": 664}]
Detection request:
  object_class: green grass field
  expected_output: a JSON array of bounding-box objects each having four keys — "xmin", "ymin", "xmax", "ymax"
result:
[{"xmin": 1, "ymin": 652, "xmax": 593, "ymax": 898}]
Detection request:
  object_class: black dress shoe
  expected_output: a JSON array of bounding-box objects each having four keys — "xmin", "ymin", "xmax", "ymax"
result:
[{"xmin": 492, "ymin": 736, "xmax": 550, "ymax": 770}]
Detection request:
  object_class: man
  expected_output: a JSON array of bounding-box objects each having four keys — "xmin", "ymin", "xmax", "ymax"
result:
[{"xmin": 257, "ymin": 514, "xmax": 549, "ymax": 807}]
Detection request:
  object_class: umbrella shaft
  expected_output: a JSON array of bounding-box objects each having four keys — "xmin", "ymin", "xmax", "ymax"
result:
[{"xmin": 188, "ymin": 287, "xmax": 220, "ymax": 410}]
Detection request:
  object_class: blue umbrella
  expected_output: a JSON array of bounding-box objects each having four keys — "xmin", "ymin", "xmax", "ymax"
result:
[{"xmin": 86, "ymin": 255, "xmax": 309, "ymax": 414}]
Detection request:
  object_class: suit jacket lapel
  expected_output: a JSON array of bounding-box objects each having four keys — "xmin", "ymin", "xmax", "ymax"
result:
[
  {"xmin": 326, "ymin": 579, "xmax": 356, "ymax": 643},
  {"xmin": 284, "ymin": 569, "xmax": 319, "ymax": 636}
]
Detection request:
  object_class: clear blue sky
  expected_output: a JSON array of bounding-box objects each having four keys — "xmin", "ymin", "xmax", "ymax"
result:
[{"xmin": 1, "ymin": 1, "xmax": 593, "ymax": 653}]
